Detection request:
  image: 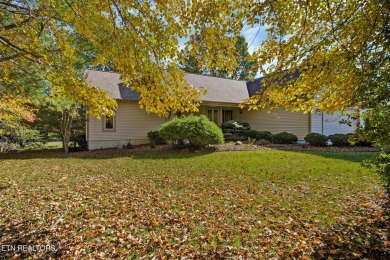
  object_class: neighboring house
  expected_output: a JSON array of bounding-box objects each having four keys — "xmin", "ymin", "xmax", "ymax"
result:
[{"xmin": 84, "ymin": 69, "xmax": 357, "ymax": 150}]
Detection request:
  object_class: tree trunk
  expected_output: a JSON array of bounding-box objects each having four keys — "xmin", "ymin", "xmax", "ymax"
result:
[
  {"xmin": 61, "ymin": 106, "xmax": 75, "ymax": 153},
  {"xmin": 63, "ymin": 138, "xmax": 69, "ymax": 153}
]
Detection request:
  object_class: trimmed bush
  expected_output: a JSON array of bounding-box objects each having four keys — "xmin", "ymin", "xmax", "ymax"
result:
[
  {"xmin": 257, "ymin": 139, "xmax": 271, "ymax": 145},
  {"xmin": 329, "ymin": 134, "xmax": 352, "ymax": 146},
  {"xmin": 272, "ymin": 132, "xmax": 298, "ymax": 144},
  {"xmin": 147, "ymin": 130, "xmax": 165, "ymax": 145},
  {"xmin": 221, "ymin": 120, "xmax": 250, "ymax": 134},
  {"xmin": 256, "ymin": 131, "xmax": 273, "ymax": 142},
  {"xmin": 69, "ymin": 133, "xmax": 88, "ymax": 152},
  {"xmin": 354, "ymin": 139, "xmax": 373, "ymax": 147},
  {"xmin": 304, "ymin": 133, "xmax": 328, "ymax": 146},
  {"xmin": 159, "ymin": 115, "xmax": 224, "ymax": 146},
  {"xmin": 242, "ymin": 130, "xmax": 258, "ymax": 140},
  {"xmin": 349, "ymin": 131, "xmax": 373, "ymax": 147}
]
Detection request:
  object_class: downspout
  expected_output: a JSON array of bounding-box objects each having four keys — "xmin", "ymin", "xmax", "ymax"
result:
[{"xmin": 86, "ymin": 107, "xmax": 90, "ymax": 150}]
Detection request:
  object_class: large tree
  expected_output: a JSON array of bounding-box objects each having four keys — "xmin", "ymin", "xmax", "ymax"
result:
[
  {"xmin": 180, "ymin": 35, "xmax": 257, "ymax": 81},
  {"xmin": 240, "ymin": 0, "xmax": 389, "ymax": 147},
  {"xmin": 0, "ymin": 0, "xmax": 245, "ymax": 118}
]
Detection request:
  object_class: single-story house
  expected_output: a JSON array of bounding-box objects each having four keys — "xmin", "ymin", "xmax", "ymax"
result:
[{"xmin": 84, "ymin": 69, "xmax": 358, "ymax": 150}]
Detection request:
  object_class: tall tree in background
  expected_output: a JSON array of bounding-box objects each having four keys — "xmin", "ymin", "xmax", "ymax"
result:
[
  {"xmin": 180, "ymin": 36, "xmax": 257, "ymax": 81},
  {"xmin": 231, "ymin": 36, "xmax": 257, "ymax": 80}
]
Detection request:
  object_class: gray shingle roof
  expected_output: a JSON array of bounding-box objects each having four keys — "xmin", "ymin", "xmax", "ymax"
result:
[
  {"xmin": 84, "ymin": 69, "xmax": 249, "ymax": 104},
  {"xmin": 84, "ymin": 69, "xmax": 139, "ymax": 101},
  {"xmin": 246, "ymin": 69, "xmax": 301, "ymax": 97}
]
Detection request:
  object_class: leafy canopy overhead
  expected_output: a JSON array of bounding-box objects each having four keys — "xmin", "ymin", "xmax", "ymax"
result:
[
  {"xmin": 242, "ymin": 0, "xmax": 389, "ymax": 116},
  {"xmin": 1, "ymin": 1, "xmax": 389, "ymax": 133},
  {"xmin": 180, "ymin": 35, "xmax": 258, "ymax": 81},
  {"xmin": 0, "ymin": 0, "xmax": 246, "ymax": 118}
]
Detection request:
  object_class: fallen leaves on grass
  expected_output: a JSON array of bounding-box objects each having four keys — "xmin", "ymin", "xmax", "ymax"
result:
[{"xmin": 0, "ymin": 150, "xmax": 388, "ymax": 259}]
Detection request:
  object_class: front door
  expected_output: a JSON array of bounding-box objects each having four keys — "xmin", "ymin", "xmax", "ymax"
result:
[{"xmin": 207, "ymin": 109, "xmax": 219, "ymax": 125}]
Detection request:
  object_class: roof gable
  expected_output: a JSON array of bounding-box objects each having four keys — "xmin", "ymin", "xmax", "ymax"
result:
[{"xmin": 246, "ymin": 70, "xmax": 301, "ymax": 97}]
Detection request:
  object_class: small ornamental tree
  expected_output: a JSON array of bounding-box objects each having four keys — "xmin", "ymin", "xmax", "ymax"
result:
[{"xmin": 159, "ymin": 115, "xmax": 224, "ymax": 147}]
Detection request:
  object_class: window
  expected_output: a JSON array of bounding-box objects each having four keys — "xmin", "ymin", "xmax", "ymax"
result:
[
  {"xmin": 222, "ymin": 110, "xmax": 233, "ymax": 123},
  {"xmin": 103, "ymin": 115, "xmax": 115, "ymax": 131}
]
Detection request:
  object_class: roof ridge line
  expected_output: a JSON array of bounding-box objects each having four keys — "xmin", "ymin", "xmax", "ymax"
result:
[{"xmin": 84, "ymin": 68, "xmax": 121, "ymax": 75}]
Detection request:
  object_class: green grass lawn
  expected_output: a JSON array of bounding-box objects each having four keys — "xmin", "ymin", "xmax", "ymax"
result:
[
  {"xmin": 0, "ymin": 149, "xmax": 387, "ymax": 258},
  {"xmin": 17, "ymin": 141, "xmax": 63, "ymax": 151}
]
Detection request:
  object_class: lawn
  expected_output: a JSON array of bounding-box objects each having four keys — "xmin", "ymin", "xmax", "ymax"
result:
[
  {"xmin": 18, "ymin": 141, "xmax": 63, "ymax": 151},
  {"xmin": 0, "ymin": 149, "xmax": 388, "ymax": 258}
]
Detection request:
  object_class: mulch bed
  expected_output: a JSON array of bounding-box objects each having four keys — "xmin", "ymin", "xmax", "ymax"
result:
[
  {"xmin": 1, "ymin": 143, "xmax": 380, "ymax": 160},
  {"xmin": 211, "ymin": 142, "xmax": 380, "ymax": 152}
]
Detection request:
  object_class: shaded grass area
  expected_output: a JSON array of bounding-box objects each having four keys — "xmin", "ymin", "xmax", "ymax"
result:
[
  {"xmin": 306, "ymin": 151, "xmax": 378, "ymax": 163},
  {"xmin": 17, "ymin": 141, "xmax": 63, "ymax": 152},
  {"xmin": 0, "ymin": 149, "xmax": 388, "ymax": 258}
]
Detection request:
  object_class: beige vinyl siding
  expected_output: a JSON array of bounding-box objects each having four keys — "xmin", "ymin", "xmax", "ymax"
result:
[
  {"xmin": 323, "ymin": 110, "xmax": 357, "ymax": 135},
  {"xmin": 88, "ymin": 101, "xmax": 166, "ymax": 149},
  {"xmin": 311, "ymin": 112, "xmax": 323, "ymax": 134},
  {"xmin": 236, "ymin": 108, "xmax": 309, "ymax": 140}
]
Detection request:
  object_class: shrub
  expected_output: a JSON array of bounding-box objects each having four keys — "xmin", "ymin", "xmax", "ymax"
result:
[
  {"xmin": 354, "ymin": 139, "xmax": 373, "ymax": 147},
  {"xmin": 221, "ymin": 120, "xmax": 250, "ymax": 134},
  {"xmin": 159, "ymin": 115, "xmax": 224, "ymax": 146},
  {"xmin": 123, "ymin": 140, "xmax": 133, "ymax": 149},
  {"xmin": 147, "ymin": 130, "xmax": 165, "ymax": 145},
  {"xmin": 304, "ymin": 133, "xmax": 328, "ymax": 146},
  {"xmin": 257, "ymin": 139, "xmax": 271, "ymax": 145},
  {"xmin": 242, "ymin": 130, "xmax": 258, "ymax": 139},
  {"xmin": 69, "ymin": 133, "xmax": 88, "ymax": 152},
  {"xmin": 367, "ymin": 152, "xmax": 390, "ymax": 197},
  {"xmin": 272, "ymin": 132, "xmax": 298, "ymax": 144},
  {"xmin": 349, "ymin": 131, "xmax": 373, "ymax": 147},
  {"xmin": 256, "ymin": 131, "xmax": 273, "ymax": 142},
  {"xmin": 329, "ymin": 134, "xmax": 352, "ymax": 146},
  {"xmin": 0, "ymin": 137, "xmax": 16, "ymax": 153}
]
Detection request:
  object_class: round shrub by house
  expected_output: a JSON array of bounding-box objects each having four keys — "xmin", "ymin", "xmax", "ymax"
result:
[
  {"xmin": 221, "ymin": 120, "xmax": 250, "ymax": 134},
  {"xmin": 304, "ymin": 133, "xmax": 328, "ymax": 146},
  {"xmin": 256, "ymin": 131, "xmax": 273, "ymax": 142},
  {"xmin": 242, "ymin": 130, "xmax": 258, "ymax": 140},
  {"xmin": 158, "ymin": 115, "xmax": 224, "ymax": 146},
  {"xmin": 329, "ymin": 134, "xmax": 352, "ymax": 146},
  {"xmin": 349, "ymin": 131, "xmax": 372, "ymax": 147},
  {"xmin": 272, "ymin": 132, "xmax": 298, "ymax": 144}
]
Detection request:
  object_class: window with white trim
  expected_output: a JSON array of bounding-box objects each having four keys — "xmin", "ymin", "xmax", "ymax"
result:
[{"xmin": 103, "ymin": 115, "xmax": 115, "ymax": 131}]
